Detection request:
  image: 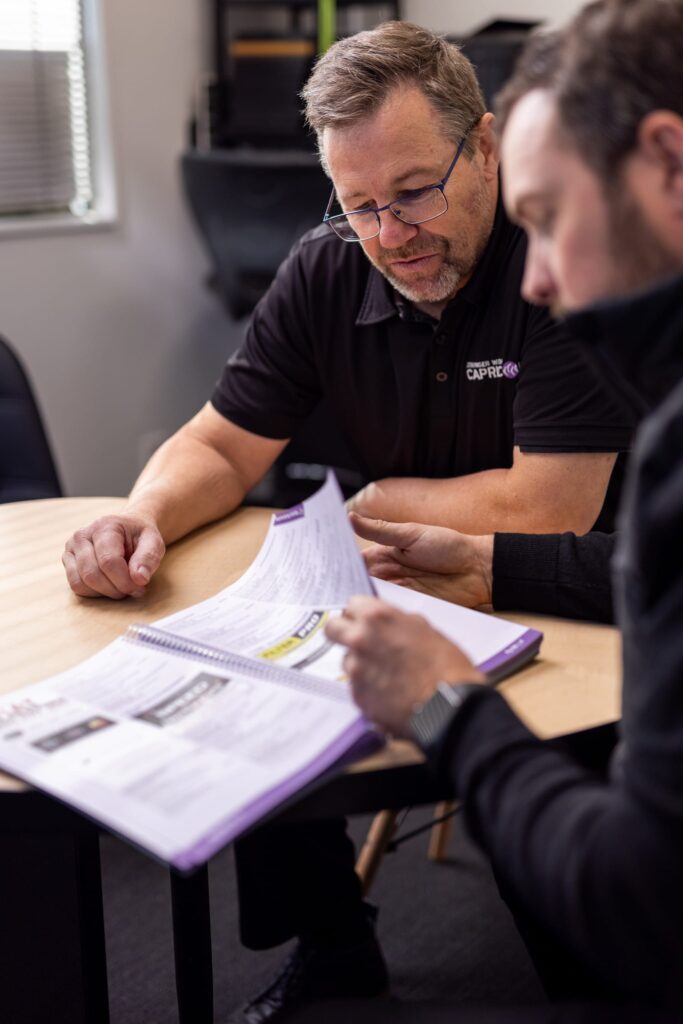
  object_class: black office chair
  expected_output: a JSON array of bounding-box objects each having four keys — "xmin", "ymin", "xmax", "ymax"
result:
[
  {"xmin": 0, "ymin": 335, "xmax": 62, "ymax": 502},
  {"xmin": 181, "ymin": 148, "xmax": 332, "ymax": 319}
]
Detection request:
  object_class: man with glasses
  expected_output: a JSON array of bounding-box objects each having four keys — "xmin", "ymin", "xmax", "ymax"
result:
[
  {"xmin": 62, "ymin": 21, "xmax": 630, "ymax": 601},
  {"xmin": 207, "ymin": 22, "xmax": 636, "ymax": 1024}
]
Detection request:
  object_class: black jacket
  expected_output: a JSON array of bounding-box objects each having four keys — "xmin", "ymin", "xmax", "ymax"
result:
[
  {"xmin": 438, "ymin": 274, "xmax": 683, "ymax": 1010},
  {"xmin": 491, "ymin": 530, "xmax": 616, "ymax": 623}
]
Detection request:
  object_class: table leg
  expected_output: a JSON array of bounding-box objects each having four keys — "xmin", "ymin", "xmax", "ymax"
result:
[
  {"xmin": 170, "ymin": 865, "xmax": 214, "ymax": 1024},
  {"xmin": 74, "ymin": 828, "xmax": 110, "ymax": 1022},
  {"xmin": 0, "ymin": 810, "xmax": 109, "ymax": 1024}
]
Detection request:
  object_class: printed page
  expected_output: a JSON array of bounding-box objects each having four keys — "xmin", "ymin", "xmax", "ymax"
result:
[
  {"xmin": 157, "ymin": 592, "xmax": 349, "ymax": 680},
  {"xmin": 374, "ymin": 579, "xmax": 541, "ymax": 677},
  {"xmin": 0, "ymin": 638, "xmax": 367, "ymax": 868},
  {"xmin": 225, "ymin": 473, "xmax": 374, "ymax": 606},
  {"xmin": 156, "ymin": 473, "xmax": 374, "ymax": 680}
]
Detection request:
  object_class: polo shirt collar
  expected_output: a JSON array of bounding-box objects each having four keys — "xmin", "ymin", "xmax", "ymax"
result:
[
  {"xmin": 354, "ymin": 187, "xmax": 511, "ymax": 327},
  {"xmin": 355, "ymin": 266, "xmax": 397, "ymax": 326},
  {"xmin": 452, "ymin": 190, "xmax": 510, "ymax": 308}
]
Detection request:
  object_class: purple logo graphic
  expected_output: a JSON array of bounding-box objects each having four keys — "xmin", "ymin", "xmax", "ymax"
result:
[
  {"xmin": 502, "ymin": 361, "xmax": 520, "ymax": 380},
  {"xmin": 274, "ymin": 504, "xmax": 305, "ymax": 525}
]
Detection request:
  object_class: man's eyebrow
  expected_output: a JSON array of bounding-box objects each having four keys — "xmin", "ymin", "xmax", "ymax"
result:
[
  {"xmin": 338, "ymin": 165, "xmax": 443, "ymax": 205},
  {"xmin": 392, "ymin": 164, "xmax": 442, "ymax": 186},
  {"xmin": 513, "ymin": 191, "xmax": 556, "ymax": 218}
]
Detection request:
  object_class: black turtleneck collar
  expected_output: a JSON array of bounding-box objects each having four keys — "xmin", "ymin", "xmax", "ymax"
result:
[{"xmin": 564, "ymin": 273, "xmax": 683, "ymax": 418}]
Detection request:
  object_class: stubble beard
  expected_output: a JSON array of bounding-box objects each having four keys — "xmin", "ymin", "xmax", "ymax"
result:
[
  {"xmin": 606, "ymin": 184, "xmax": 681, "ymax": 298},
  {"xmin": 368, "ymin": 178, "xmax": 494, "ymax": 305},
  {"xmin": 548, "ymin": 186, "xmax": 680, "ymax": 321},
  {"xmin": 378, "ymin": 238, "xmax": 470, "ymax": 304}
]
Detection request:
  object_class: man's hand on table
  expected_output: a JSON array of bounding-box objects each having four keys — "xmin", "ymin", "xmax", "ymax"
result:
[
  {"xmin": 62, "ymin": 512, "xmax": 166, "ymax": 599},
  {"xmin": 350, "ymin": 512, "xmax": 494, "ymax": 610},
  {"xmin": 325, "ymin": 596, "xmax": 485, "ymax": 738}
]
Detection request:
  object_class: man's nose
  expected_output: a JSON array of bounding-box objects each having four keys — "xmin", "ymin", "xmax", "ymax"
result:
[
  {"xmin": 377, "ymin": 208, "xmax": 419, "ymax": 249},
  {"xmin": 521, "ymin": 241, "xmax": 557, "ymax": 307}
]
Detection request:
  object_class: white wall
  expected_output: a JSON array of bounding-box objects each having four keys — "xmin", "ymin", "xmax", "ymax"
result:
[
  {"xmin": 0, "ymin": 0, "xmax": 587, "ymax": 497},
  {"xmin": 0, "ymin": 0, "xmax": 241, "ymax": 497}
]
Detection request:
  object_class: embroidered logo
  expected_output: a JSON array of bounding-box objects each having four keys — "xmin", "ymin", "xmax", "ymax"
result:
[{"xmin": 466, "ymin": 358, "xmax": 520, "ymax": 381}]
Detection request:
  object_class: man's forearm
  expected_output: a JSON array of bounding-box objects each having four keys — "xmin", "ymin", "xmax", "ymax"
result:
[
  {"xmin": 348, "ymin": 471, "xmax": 600, "ymax": 535},
  {"xmin": 126, "ymin": 430, "xmax": 248, "ymax": 545}
]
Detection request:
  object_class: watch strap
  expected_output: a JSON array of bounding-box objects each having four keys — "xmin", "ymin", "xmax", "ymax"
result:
[{"xmin": 410, "ymin": 682, "xmax": 485, "ymax": 755}]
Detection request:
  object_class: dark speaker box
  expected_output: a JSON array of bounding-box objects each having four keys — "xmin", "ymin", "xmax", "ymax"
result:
[{"xmin": 225, "ymin": 35, "xmax": 316, "ymax": 147}]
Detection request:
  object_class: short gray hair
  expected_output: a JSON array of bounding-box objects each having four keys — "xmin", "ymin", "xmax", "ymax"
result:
[{"xmin": 301, "ymin": 21, "xmax": 486, "ymax": 171}]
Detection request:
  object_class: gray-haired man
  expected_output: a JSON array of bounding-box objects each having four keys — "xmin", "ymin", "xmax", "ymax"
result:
[{"xmin": 63, "ymin": 22, "xmax": 628, "ymax": 600}]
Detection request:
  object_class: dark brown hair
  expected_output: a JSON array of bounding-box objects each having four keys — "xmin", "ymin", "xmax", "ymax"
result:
[
  {"xmin": 301, "ymin": 21, "xmax": 486, "ymax": 169},
  {"xmin": 496, "ymin": 0, "xmax": 683, "ymax": 179}
]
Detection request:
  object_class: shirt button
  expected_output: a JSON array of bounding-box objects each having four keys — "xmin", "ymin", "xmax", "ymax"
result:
[{"xmin": 436, "ymin": 371, "xmax": 448, "ymax": 382}]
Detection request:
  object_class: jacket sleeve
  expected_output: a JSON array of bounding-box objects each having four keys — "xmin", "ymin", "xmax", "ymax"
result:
[
  {"xmin": 491, "ymin": 531, "xmax": 616, "ymax": 624},
  {"xmin": 435, "ymin": 689, "xmax": 683, "ymax": 1009}
]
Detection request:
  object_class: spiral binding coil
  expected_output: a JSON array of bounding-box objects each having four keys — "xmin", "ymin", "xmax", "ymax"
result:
[{"xmin": 125, "ymin": 623, "xmax": 348, "ymax": 704}]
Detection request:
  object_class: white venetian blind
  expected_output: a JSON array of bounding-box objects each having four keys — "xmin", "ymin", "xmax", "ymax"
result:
[{"xmin": 0, "ymin": 0, "xmax": 92, "ymax": 217}]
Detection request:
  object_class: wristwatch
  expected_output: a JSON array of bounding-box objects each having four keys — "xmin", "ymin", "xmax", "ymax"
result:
[{"xmin": 409, "ymin": 682, "xmax": 486, "ymax": 758}]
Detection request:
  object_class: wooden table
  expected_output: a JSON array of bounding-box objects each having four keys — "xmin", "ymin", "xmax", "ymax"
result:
[{"xmin": 0, "ymin": 498, "xmax": 623, "ymax": 1024}]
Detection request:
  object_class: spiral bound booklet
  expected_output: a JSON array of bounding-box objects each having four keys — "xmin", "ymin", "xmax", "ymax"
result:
[{"xmin": 0, "ymin": 474, "xmax": 541, "ymax": 870}]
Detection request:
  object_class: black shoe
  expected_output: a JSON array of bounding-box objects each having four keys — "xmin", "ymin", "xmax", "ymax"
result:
[{"xmin": 227, "ymin": 919, "xmax": 388, "ymax": 1023}]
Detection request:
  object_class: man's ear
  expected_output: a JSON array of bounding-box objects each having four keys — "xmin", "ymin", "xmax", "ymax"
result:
[
  {"xmin": 637, "ymin": 111, "xmax": 683, "ymax": 211},
  {"xmin": 475, "ymin": 112, "xmax": 500, "ymax": 179}
]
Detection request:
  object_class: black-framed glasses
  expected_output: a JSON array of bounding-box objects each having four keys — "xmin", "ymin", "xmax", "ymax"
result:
[{"xmin": 323, "ymin": 130, "xmax": 472, "ymax": 243}]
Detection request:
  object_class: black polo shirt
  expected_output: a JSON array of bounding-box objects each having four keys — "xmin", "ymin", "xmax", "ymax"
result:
[{"xmin": 212, "ymin": 198, "xmax": 632, "ymax": 522}]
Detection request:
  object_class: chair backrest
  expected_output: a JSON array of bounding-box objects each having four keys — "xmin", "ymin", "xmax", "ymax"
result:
[
  {"xmin": 0, "ymin": 336, "xmax": 62, "ymax": 502},
  {"xmin": 181, "ymin": 149, "xmax": 332, "ymax": 319}
]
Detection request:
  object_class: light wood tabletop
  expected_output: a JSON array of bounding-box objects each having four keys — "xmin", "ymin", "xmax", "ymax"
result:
[{"xmin": 0, "ymin": 497, "xmax": 622, "ymax": 792}]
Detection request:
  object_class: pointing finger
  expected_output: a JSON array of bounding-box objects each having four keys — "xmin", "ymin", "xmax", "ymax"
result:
[{"xmin": 349, "ymin": 513, "xmax": 421, "ymax": 550}]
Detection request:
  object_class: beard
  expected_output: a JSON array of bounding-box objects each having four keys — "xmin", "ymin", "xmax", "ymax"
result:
[
  {"xmin": 548, "ymin": 186, "xmax": 681, "ymax": 321},
  {"xmin": 374, "ymin": 236, "xmax": 472, "ymax": 304},
  {"xmin": 606, "ymin": 184, "xmax": 681, "ymax": 296},
  {"xmin": 366, "ymin": 176, "xmax": 494, "ymax": 305}
]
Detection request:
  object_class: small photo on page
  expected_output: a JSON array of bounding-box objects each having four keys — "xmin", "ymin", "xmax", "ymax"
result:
[
  {"xmin": 135, "ymin": 672, "xmax": 230, "ymax": 727},
  {"xmin": 32, "ymin": 716, "xmax": 115, "ymax": 753}
]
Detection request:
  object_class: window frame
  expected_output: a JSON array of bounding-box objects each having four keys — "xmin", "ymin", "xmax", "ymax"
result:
[{"xmin": 0, "ymin": 0, "xmax": 117, "ymax": 238}]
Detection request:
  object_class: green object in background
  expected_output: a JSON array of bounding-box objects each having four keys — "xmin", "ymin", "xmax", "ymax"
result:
[{"xmin": 317, "ymin": 0, "xmax": 336, "ymax": 53}]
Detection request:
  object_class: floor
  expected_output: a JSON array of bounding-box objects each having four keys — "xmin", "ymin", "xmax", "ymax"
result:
[{"xmin": 102, "ymin": 808, "xmax": 545, "ymax": 1023}]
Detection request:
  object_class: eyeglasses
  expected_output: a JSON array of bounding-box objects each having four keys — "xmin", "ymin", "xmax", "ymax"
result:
[{"xmin": 323, "ymin": 130, "xmax": 472, "ymax": 243}]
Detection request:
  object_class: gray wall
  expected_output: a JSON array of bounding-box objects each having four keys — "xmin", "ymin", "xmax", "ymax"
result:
[
  {"xmin": 0, "ymin": 0, "xmax": 584, "ymax": 498},
  {"xmin": 0, "ymin": 0, "xmax": 242, "ymax": 497}
]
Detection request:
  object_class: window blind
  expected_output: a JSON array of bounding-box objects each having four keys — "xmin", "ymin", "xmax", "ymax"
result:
[{"xmin": 0, "ymin": 0, "xmax": 92, "ymax": 217}]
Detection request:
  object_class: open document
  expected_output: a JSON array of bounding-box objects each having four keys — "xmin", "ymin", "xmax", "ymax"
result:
[{"xmin": 0, "ymin": 475, "xmax": 541, "ymax": 870}]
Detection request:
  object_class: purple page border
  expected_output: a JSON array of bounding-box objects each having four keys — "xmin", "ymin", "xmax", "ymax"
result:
[{"xmin": 477, "ymin": 627, "xmax": 542, "ymax": 677}]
